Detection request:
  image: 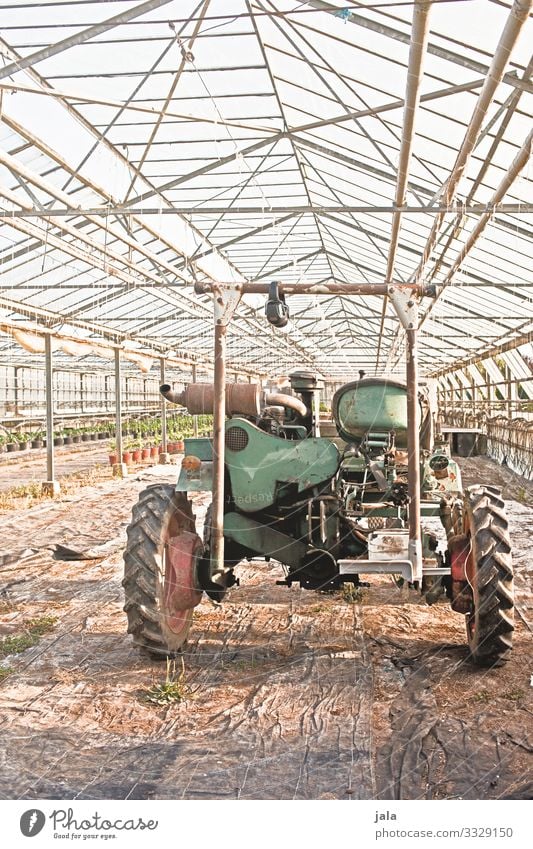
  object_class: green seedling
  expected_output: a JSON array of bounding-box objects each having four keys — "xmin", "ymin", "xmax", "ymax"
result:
[
  {"xmin": 143, "ymin": 657, "xmax": 189, "ymax": 705},
  {"xmin": 0, "ymin": 615, "xmax": 58, "ymax": 658}
]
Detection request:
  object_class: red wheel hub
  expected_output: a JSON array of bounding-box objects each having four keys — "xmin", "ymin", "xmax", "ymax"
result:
[
  {"xmin": 164, "ymin": 532, "xmax": 203, "ymax": 634},
  {"xmin": 448, "ymin": 532, "xmax": 473, "ymax": 614}
]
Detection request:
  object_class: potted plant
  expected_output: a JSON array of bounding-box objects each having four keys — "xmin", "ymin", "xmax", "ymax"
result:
[
  {"xmin": 150, "ymin": 444, "xmax": 159, "ymax": 459},
  {"xmin": 5, "ymin": 432, "xmax": 18, "ymax": 452},
  {"xmin": 15, "ymin": 432, "xmax": 30, "ymax": 451},
  {"xmin": 108, "ymin": 440, "xmax": 118, "ymax": 466},
  {"xmin": 122, "ymin": 439, "xmax": 134, "ymax": 465},
  {"xmin": 53, "ymin": 432, "xmax": 64, "ymax": 447},
  {"xmin": 29, "ymin": 429, "xmax": 44, "ymax": 450},
  {"xmin": 131, "ymin": 440, "xmax": 142, "ymax": 463}
]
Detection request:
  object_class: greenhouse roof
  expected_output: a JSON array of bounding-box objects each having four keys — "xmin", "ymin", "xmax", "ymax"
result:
[{"xmin": 0, "ymin": 0, "xmax": 531, "ymax": 379}]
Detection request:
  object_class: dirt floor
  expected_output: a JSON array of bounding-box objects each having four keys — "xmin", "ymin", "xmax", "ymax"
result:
[
  {"xmin": 0, "ymin": 455, "xmax": 531, "ymax": 800},
  {"xmin": 0, "ymin": 441, "xmax": 113, "ymax": 492}
]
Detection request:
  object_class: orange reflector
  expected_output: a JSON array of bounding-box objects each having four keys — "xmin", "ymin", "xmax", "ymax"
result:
[{"xmin": 182, "ymin": 455, "xmax": 202, "ymax": 472}]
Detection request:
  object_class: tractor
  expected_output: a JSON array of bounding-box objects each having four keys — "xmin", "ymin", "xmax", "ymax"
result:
[{"xmin": 122, "ymin": 370, "xmax": 513, "ymax": 667}]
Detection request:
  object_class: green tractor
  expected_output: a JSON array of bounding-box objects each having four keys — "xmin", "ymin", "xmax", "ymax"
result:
[{"xmin": 123, "ymin": 371, "xmax": 513, "ymax": 666}]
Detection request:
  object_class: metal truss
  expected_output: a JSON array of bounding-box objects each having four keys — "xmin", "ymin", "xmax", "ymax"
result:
[{"xmin": 0, "ymin": 0, "xmax": 531, "ymax": 383}]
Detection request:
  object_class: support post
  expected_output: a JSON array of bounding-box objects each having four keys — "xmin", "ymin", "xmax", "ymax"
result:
[
  {"xmin": 506, "ymin": 365, "xmax": 516, "ymax": 419},
  {"xmin": 471, "ymin": 377, "xmax": 477, "ymax": 421},
  {"xmin": 388, "ymin": 286, "xmax": 422, "ymax": 581},
  {"xmin": 160, "ymin": 357, "xmax": 169, "ymax": 464},
  {"xmin": 487, "ymin": 373, "xmax": 495, "ymax": 415},
  {"xmin": 105, "ymin": 373, "xmax": 111, "ymax": 411},
  {"xmin": 192, "ymin": 363, "xmax": 198, "ymax": 437},
  {"xmin": 406, "ymin": 327, "xmax": 422, "ymax": 581},
  {"xmin": 114, "ymin": 347, "xmax": 127, "ymax": 477},
  {"xmin": 211, "ymin": 320, "xmax": 227, "ymax": 575},
  {"xmin": 210, "ymin": 284, "xmax": 242, "ymax": 575},
  {"xmin": 42, "ymin": 334, "xmax": 59, "ymax": 496},
  {"xmin": 13, "ymin": 366, "xmax": 19, "ymax": 415}
]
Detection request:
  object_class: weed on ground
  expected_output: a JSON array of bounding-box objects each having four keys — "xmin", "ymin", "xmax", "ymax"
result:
[
  {"xmin": 0, "ymin": 615, "xmax": 58, "ymax": 658},
  {"xmin": 142, "ymin": 658, "xmax": 190, "ymax": 706},
  {"xmin": 0, "ymin": 466, "xmax": 111, "ymax": 512}
]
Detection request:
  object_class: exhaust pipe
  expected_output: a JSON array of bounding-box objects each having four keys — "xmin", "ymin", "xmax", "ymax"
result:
[
  {"xmin": 160, "ymin": 384, "xmax": 184, "ymax": 405},
  {"xmin": 160, "ymin": 382, "xmax": 261, "ymax": 417},
  {"xmin": 161, "ymin": 383, "xmax": 307, "ymax": 419},
  {"xmin": 265, "ymin": 393, "xmax": 307, "ymax": 418}
]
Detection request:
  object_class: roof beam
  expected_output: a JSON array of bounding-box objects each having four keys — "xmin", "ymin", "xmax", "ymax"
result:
[
  {"xmin": 421, "ymin": 126, "xmax": 533, "ymax": 325},
  {"xmin": 430, "ymin": 324, "xmax": 533, "ymax": 377},
  {"xmin": 0, "ymin": 204, "xmax": 530, "ymax": 217},
  {"xmin": 423, "ymin": 51, "xmax": 533, "ymax": 288},
  {"xmin": 248, "ymin": 0, "xmax": 336, "ymax": 297},
  {"xmin": 384, "ymin": 1, "xmax": 430, "ymax": 280},
  {"xmin": 122, "ymin": 75, "xmax": 502, "ymax": 206},
  {"xmin": 0, "ymin": 0, "xmax": 176, "ymax": 80},
  {"xmin": 377, "ymin": 0, "xmax": 431, "ymax": 366},
  {"xmin": 409, "ymin": 0, "xmax": 533, "ymax": 283},
  {"xmin": 303, "ymin": 0, "xmax": 533, "ymax": 93},
  {"xmin": 124, "ymin": 0, "xmax": 211, "ymax": 201}
]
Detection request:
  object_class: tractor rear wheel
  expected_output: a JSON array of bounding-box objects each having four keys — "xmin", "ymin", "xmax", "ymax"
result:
[
  {"xmin": 122, "ymin": 484, "xmax": 203, "ymax": 658},
  {"xmin": 463, "ymin": 485, "xmax": 514, "ymax": 666}
]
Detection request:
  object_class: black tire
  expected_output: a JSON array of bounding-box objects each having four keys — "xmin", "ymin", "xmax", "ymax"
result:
[
  {"xmin": 463, "ymin": 485, "xmax": 514, "ymax": 666},
  {"xmin": 122, "ymin": 484, "xmax": 199, "ymax": 658}
]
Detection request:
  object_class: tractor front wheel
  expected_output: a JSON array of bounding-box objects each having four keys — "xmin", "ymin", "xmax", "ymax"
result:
[
  {"xmin": 463, "ymin": 485, "xmax": 514, "ymax": 666},
  {"xmin": 122, "ymin": 484, "xmax": 203, "ymax": 658}
]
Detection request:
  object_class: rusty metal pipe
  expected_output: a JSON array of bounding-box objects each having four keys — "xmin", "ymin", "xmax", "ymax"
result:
[
  {"xmin": 160, "ymin": 359, "xmax": 167, "ymax": 454},
  {"xmin": 211, "ymin": 322, "xmax": 226, "ymax": 574},
  {"xmin": 159, "ymin": 383, "xmax": 183, "ymax": 404},
  {"xmin": 160, "ymin": 382, "xmax": 261, "ymax": 416},
  {"xmin": 265, "ymin": 392, "xmax": 307, "ymax": 418},
  {"xmin": 195, "ymin": 280, "xmax": 430, "ymax": 297}
]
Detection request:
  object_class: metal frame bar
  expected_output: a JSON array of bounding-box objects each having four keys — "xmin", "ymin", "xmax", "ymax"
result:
[
  {"xmin": 377, "ymin": 0, "xmax": 430, "ymax": 366},
  {"xmin": 44, "ymin": 333, "xmax": 55, "ymax": 486},
  {"xmin": 409, "ymin": 0, "xmax": 533, "ymax": 284},
  {"xmin": 0, "ymin": 0, "xmax": 530, "ymax": 387},
  {"xmin": 1, "ymin": 204, "xmax": 529, "ymax": 217},
  {"xmin": 124, "ymin": 0, "xmax": 211, "ymax": 201},
  {"xmin": 160, "ymin": 357, "xmax": 167, "ymax": 455},
  {"xmin": 0, "ymin": 0, "xmax": 176, "ymax": 80},
  {"xmin": 114, "ymin": 347, "xmax": 123, "ymax": 463}
]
